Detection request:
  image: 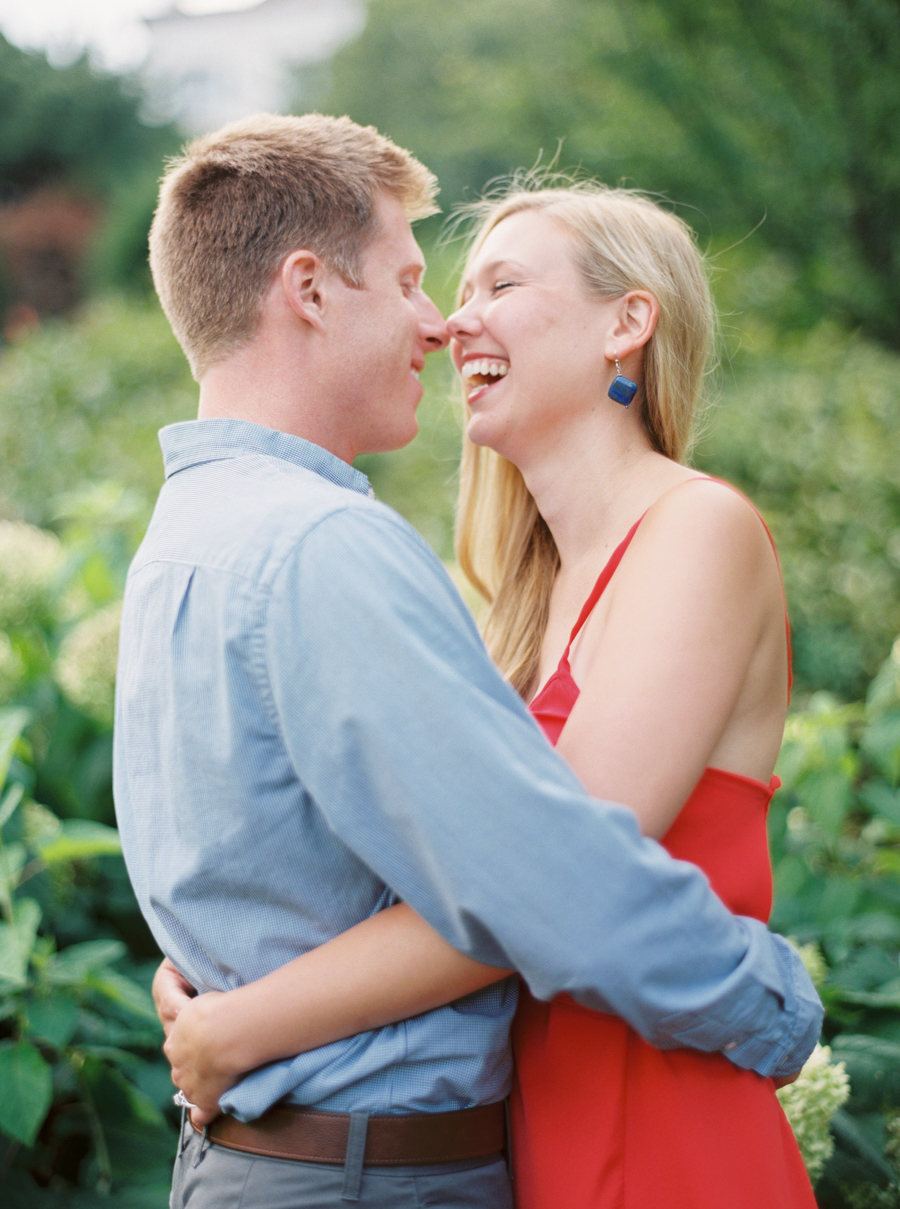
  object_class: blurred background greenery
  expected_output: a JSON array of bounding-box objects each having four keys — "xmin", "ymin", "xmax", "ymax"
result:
[{"xmin": 1, "ymin": 0, "xmax": 899, "ymax": 1203}]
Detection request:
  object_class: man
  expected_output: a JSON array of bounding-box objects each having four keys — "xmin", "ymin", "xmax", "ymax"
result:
[{"xmin": 114, "ymin": 113, "xmax": 821, "ymax": 1209}]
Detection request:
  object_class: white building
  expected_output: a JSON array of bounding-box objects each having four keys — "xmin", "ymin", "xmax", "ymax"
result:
[{"xmin": 141, "ymin": 0, "xmax": 366, "ymax": 134}]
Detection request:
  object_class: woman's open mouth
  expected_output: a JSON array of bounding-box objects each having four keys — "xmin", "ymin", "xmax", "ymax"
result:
[{"xmin": 462, "ymin": 359, "xmax": 509, "ymax": 401}]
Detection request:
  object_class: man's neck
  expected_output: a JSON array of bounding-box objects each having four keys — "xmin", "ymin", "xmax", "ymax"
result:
[{"xmin": 197, "ymin": 342, "xmax": 356, "ymax": 465}]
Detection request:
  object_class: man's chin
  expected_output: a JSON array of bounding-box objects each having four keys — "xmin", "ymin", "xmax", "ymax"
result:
[{"xmin": 357, "ymin": 417, "xmax": 420, "ymax": 458}]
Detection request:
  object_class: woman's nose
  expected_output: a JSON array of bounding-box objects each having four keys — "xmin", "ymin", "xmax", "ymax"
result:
[{"xmin": 446, "ymin": 299, "xmax": 482, "ymax": 341}]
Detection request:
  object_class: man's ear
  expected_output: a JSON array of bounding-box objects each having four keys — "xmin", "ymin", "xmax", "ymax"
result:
[
  {"xmin": 606, "ymin": 291, "xmax": 659, "ymax": 360},
  {"xmin": 281, "ymin": 251, "xmax": 329, "ymax": 333}
]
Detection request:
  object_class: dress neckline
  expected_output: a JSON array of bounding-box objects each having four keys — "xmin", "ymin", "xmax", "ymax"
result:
[
  {"xmin": 528, "ymin": 477, "xmax": 792, "ymax": 715},
  {"xmin": 528, "ymin": 515, "xmax": 645, "ymax": 711}
]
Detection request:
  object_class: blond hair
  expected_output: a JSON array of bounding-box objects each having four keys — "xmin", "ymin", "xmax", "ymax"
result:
[
  {"xmin": 454, "ymin": 182, "xmax": 715, "ymax": 695},
  {"xmin": 149, "ymin": 113, "xmax": 438, "ymax": 379}
]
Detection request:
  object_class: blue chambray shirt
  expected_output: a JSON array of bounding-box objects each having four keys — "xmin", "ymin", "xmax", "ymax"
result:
[{"xmin": 113, "ymin": 419, "xmax": 821, "ymax": 1121}]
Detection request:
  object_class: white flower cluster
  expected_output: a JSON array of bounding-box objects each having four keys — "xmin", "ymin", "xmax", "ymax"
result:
[
  {"xmin": 778, "ymin": 1043, "xmax": 850, "ymax": 1183},
  {"xmin": 0, "ymin": 521, "xmax": 63, "ymax": 629},
  {"xmin": 54, "ymin": 602, "xmax": 122, "ymax": 725},
  {"xmin": 791, "ymin": 938, "xmax": 828, "ymax": 990}
]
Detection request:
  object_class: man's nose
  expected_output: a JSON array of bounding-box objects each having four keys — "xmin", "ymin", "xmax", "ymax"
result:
[{"xmin": 420, "ymin": 294, "xmax": 450, "ymax": 352}]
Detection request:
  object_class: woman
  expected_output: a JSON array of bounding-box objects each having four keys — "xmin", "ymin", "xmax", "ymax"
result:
[{"xmin": 159, "ymin": 180, "xmax": 816, "ymax": 1208}]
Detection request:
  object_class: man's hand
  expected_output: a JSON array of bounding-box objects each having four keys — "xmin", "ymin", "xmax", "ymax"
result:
[
  {"xmin": 163, "ymin": 990, "xmax": 244, "ymax": 1128},
  {"xmin": 152, "ymin": 957, "xmax": 196, "ymax": 1038}
]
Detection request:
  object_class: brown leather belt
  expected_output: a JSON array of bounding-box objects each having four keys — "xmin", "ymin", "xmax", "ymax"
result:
[{"xmin": 192, "ymin": 1101, "xmax": 506, "ymax": 1166}]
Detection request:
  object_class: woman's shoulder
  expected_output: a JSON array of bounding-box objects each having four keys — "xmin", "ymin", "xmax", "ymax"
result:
[{"xmin": 627, "ymin": 475, "xmax": 778, "ymax": 588}]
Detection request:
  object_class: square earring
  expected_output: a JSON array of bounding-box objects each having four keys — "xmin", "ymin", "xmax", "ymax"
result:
[{"xmin": 608, "ymin": 359, "xmax": 638, "ymax": 407}]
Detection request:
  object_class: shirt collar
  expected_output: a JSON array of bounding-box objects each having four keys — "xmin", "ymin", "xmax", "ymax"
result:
[{"xmin": 159, "ymin": 418, "xmax": 372, "ymax": 497}]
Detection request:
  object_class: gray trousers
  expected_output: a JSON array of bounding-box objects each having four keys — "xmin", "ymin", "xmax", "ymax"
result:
[{"xmin": 171, "ymin": 1118, "xmax": 513, "ymax": 1209}]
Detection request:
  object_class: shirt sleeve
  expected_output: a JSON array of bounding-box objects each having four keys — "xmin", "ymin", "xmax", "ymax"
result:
[{"xmin": 263, "ymin": 504, "xmax": 821, "ymax": 1079}]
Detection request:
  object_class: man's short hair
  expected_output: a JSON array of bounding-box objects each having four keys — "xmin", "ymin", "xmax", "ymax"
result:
[{"xmin": 149, "ymin": 113, "xmax": 439, "ymax": 379}]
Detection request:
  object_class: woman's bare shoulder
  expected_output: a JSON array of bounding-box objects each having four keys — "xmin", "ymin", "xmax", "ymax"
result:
[
  {"xmin": 614, "ymin": 476, "xmax": 779, "ymax": 609},
  {"xmin": 640, "ymin": 477, "xmax": 773, "ymax": 564}
]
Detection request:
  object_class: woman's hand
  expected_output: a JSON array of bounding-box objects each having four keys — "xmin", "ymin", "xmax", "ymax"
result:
[
  {"xmin": 152, "ymin": 957, "xmax": 195, "ymax": 1038},
  {"xmin": 163, "ymin": 990, "xmax": 243, "ymax": 1128}
]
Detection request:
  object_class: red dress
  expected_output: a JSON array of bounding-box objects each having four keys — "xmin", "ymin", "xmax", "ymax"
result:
[{"xmin": 510, "ymin": 518, "xmax": 816, "ymax": 1209}]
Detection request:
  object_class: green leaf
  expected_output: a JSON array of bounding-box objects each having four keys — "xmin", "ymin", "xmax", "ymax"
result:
[
  {"xmin": 859, "ymin": 779, "xmax": 900, "ymax": 828},
  {"xmin": 0, "ymin": 898, "xmax": 41, "ymax": 989},
  {"xmin": 832, "ymin": 988, "xmax": 900, "ymax": 1009},
  {"xmin": 25, "ymin": 991, "xmax": 81, "ymax": 1048},
  {"xmin": 0, "ymin": 841, "xmax": 27, "ymax": 899},
  {"xmin": 797, "ymin": 767, "xmax": 854, "ymax": 836},
  {"xmin": 86, "ymin": 969, "xmax": 160, "ymax": 1024},
  {"xmin": 0, "ymin": 1040, "xmax": 53, "ymax": 1145},
  {"xmin": 0, "ymin": 782, "xmax": 24, "ymax": 830},
  {"xmin": 0, "ymin": 708, "xmax": 30, "ymax": 790},
  {"xmin": 862, "ymin": 711, "xmax": 900, "ymax": 785},
  {"xmin": 830, "ymin": 1108, "xmax": 899, "ymax": 1185},
  {"xmin": 44, "ymin": 939, "xmax": 127, "ymax": 986},
  {"xmin": 831, "ymin": 1035, "xmax": 900, "ymax": 1113},
  {"xmin": 37, "ymin": 819, "xmax": 122, "ymax": 864}
]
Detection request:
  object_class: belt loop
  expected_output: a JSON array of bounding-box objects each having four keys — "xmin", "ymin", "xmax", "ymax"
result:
[
  {"xmin": 191, "ymin": 1125, "xmax": 211, "ymax": 1169},
  {"xmin": 178, "ymin": 1106, "xmax": 191, "ymax": 1157},
  {"xmin": 341, "ymin": 1112, "xmax": 369, "ymax": 1202}
]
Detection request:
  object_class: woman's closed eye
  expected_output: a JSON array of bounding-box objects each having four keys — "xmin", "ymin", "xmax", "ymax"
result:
[{"xmin": 491, "ymin": 280, "xmax": 516, "ymax": 293}]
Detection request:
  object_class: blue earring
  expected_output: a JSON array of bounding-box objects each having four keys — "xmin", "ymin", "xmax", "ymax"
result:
[{"xmin": 608, "ymin": 359, "xmax": 638, "ymax": 407}]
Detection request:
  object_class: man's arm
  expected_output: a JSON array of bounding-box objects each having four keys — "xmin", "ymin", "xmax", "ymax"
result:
[{"xmin": 265, "ymin": 505, "xmax": 821, "ymax": 1078}]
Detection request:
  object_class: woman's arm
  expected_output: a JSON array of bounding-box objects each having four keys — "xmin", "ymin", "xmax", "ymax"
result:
[
  {"xmin": 558, "ymin": 479, "xmax": 787, "ymax": 838},
  {"xmin": 162, "ymin": 903, "xmax": 510, "ymax": 1124}
]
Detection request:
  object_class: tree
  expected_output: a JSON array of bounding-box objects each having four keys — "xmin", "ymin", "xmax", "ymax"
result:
[
  {"xmin": 0, "ymin": 35, "xmax": 180, "ymax": 311},
  {"xmin": 322, "ymin": 0, "xmax": 900, "ymax": 349}
]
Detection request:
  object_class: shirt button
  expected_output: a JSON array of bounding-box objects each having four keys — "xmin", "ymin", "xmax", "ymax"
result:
[{"xmin": 724, "ymin": 1041, "xmax": 737, "ymax": 1051}]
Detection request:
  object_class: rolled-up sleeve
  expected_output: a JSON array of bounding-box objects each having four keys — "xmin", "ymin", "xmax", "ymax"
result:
[{"xmin": 264, "ymin": 505, "xmax": 821, "ymax": 1079}]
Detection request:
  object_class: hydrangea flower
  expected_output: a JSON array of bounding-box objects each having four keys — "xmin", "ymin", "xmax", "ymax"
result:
[
  {"xmin": 54, "ymin": 602, "xmax": 122, "ymax": 725},
  {"xmin": 0, "ymin": 521, "xmax": 62, "ymax": 629},
  {"xmin": 778, "ymin": 1043, "xmax": 850, "ymax": 1183}
]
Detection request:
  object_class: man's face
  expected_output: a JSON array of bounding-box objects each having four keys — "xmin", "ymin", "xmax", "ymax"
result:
[{"xmin": 328, "ymin": 192, "xmax": 448, "ymax": 459}]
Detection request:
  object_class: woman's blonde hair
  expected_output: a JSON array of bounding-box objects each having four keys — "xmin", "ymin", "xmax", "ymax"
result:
[{"xmin": 454, "ymin": 180, "xmax": 716, "ymax": 696}]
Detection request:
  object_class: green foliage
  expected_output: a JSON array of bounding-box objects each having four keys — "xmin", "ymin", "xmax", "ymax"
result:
[
  {"xmin": 769, "ymin": 641, "xmax": 900, "ymax": 1203},
  {"xmin": 0, "ymin": 296, "xmax": 196, "ymax": 526},
  {"xmin": 696, "ymin": 320, "xmax": 900, "ymax": 698},
  {"xmin": 598, "ymin": 0, "xmax": 900, "ymax": 351},
  {"xmin": 0, "ymin": 710, "xmax": 173, "ymax": 1203},
  {"xmin": 0, "ymin": 35, "xmax": 169, "ymax": 200}
]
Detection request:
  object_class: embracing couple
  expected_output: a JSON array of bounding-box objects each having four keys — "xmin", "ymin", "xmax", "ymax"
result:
[{"xmin": 114, "ymin": 113, "xmax": 822, "ymax": 1209}]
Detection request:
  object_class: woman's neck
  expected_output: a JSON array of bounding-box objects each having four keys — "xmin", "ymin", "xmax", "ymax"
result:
[{"xmin": 517, "ymin": 415, "xmax": 683, "ymax": 575}]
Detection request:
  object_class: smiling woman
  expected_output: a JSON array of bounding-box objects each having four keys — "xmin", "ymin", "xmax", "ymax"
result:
[{"xmin": 440, "ymin": 181, "xmax": 811, "ymax": 1209}]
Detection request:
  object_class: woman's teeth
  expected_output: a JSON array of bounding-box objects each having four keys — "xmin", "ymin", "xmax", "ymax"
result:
[{"xmin": 463, "ymin": 360, "xmax": 509, "ymax": 386}]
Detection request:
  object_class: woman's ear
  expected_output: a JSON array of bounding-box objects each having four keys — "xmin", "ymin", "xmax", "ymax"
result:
[
  {"xmin": 280, "ymin": 250, "xmax": 328, "ymax": 333},
  {"xmin": 607, "ymin": 291, "xmax": 659, "ymax": 359}
]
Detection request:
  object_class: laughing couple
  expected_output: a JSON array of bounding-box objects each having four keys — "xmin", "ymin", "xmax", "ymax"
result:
[{"xmin": 114, "ymin": 112, "xmax": 821, "ymax": 1209}]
